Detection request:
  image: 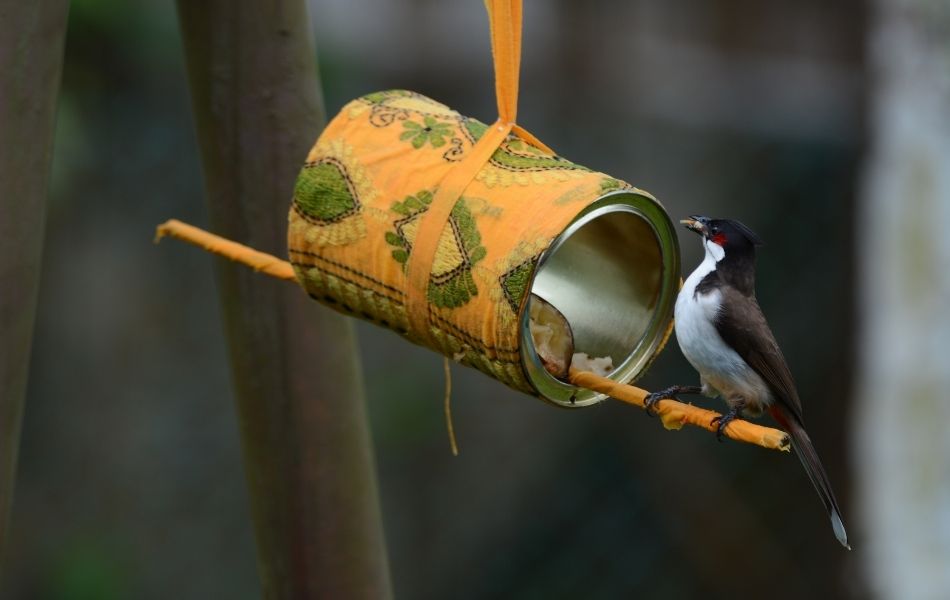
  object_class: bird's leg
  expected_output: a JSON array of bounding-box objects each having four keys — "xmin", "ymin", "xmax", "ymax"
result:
[
  {"xmin": 711, "ymin": 399, "xmax": 746, "ymax": 442},
  {"xmin": 643, "ymin": 385, "xmax": 703, "ymax": 416}
]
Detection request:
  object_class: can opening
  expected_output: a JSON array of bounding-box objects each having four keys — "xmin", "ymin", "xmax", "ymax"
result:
[{"xmin": 520, "ymin": 191, "xmax": 680, "ymax": 407}]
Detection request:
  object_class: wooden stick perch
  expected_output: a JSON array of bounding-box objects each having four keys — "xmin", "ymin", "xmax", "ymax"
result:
[
  {"xmin": 155, "ymin": 219, "xmax": 296, "ymax": 281},
  {"xmin": 155, "ymin": 219, "xmax": 792, "ymax": 452},
  {"xmin": 569, "ymin": 368, "xmax": 790, "ymax": 451}
]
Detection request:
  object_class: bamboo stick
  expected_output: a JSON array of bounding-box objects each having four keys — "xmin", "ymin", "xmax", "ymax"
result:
[
  {"xmin": 0, "ymin": 0, "xmax": 70, "ymax": 561},
  {"xmin": 175, "ymin": 2, "xmax": 392, "ymax": 596},
  {"xmin": 156, "ymin": 219, "xmax": 296, "ymax": 281},
  {"xmin": 568, "ymin": 369, "xmax": 790, "ymax": 451}
]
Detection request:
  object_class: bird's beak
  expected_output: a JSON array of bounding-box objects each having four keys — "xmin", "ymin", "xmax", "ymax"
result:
[{"xmin": 680, "ymin": 215, "xmax": 708, "ymax": 236}]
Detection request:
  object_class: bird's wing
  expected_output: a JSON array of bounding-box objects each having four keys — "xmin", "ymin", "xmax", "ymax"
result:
[{"xmin": 714, "ymin": 287, "xmax": 803, "ymax": 421}]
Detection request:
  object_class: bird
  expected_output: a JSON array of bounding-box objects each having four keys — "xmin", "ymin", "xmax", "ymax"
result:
[{"xmin": 644, "ymin": 215, "xmax": 850, "ymax": 549}]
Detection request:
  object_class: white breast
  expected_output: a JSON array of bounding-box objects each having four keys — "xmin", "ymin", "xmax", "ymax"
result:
[{"xmin": 674, "ymin": 241, "xmax": 772, "ymax": 409}]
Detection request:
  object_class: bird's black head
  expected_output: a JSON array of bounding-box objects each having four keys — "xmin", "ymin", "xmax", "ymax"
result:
[
  {"xmin": 681, "ymin": 215, "xmax": 762, "ymax": 295},
  {"xmin": 681, "ymin": 215, "xmax": 764, "ymax": 253}
]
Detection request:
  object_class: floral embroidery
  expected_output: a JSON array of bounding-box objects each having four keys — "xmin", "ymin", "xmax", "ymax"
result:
[
  {"xmin": 289, "ymin": 139, "xmax": 374, "ymax": 246},
  {"xmin": 400, "ymin": 116, "xmax": 454, "ymax": 149},
  {"xmin": 385, "ymin": 191, "xmax": 487, "ymax": 308}
]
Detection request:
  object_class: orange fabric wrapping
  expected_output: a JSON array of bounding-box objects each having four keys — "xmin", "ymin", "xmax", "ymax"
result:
[
  {"xmin": 407, "ymin": 0, "xmax": 530, "ymax": 346},
  {"xmin": 405, "ymin": 121, "xmax": 512, "ymax": 346},
  {"xmin": 286, "ymin": 90, "xmax": 656, "ymax": 393}
]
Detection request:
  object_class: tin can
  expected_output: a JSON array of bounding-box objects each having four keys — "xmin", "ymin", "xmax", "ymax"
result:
[{"xmin": 287, "ymin": 90, "xmax": 680, "ymax": 404}]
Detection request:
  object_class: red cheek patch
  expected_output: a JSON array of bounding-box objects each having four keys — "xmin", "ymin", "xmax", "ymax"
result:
[{"xmin": 711, "ymin": 233, "xmax": 727, "ymax": 246}]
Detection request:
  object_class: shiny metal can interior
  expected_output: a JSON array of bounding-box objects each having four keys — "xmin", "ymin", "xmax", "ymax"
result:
[{"xmin": 519, "ymin": 190, "xmax": 681, "ymax": 407}]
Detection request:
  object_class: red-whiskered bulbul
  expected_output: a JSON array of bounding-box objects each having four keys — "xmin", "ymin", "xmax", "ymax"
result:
[{"xmin": 645, "ymin": 215, "xmax": 850, "ymax": 549}]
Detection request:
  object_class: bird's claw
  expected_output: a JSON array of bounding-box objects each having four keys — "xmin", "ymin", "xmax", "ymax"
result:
[
  {"xmin": 644, "ymin": 386, "xmax": 682, "ymax": 417},
  {"xmin": 710, "ymin": 408, "xmax": 740, "ymax": 442}
]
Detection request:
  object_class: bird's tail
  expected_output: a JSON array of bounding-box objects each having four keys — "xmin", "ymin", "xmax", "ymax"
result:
[{"xmin": 770, "ymin": 406, "xmax": 850, "ymax": 549}]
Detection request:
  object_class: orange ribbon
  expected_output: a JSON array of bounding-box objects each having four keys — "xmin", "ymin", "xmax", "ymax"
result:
[{"xmin": 404, "ymin": 0, "xmax": 552, "ymax": 343}]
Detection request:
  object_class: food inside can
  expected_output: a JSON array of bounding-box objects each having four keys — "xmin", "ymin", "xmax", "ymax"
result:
[{"xmin": 528, "ymin": 294, "xmax": 614, "ymax": 380}]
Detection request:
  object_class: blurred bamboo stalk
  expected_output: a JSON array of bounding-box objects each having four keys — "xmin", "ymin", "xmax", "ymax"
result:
[
  {"xmin": 856, "ymin": 0, "xmax": 950, "ymax": 595},
  {"xmin": 175, "ymin": 2, "xmax": 392, "ymax": 597},
  {"xmin": 0, "ymin": 1, "xmax": 70, "ymax": 562}
]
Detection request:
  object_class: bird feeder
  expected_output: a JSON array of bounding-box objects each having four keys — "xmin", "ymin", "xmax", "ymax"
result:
[
  {"xmin": 287, "ymin": 88, "xmax": 680, "ymax": 406},
  {"xmin": 283, "ymin": 0, "xmax": 681, "ymax": 407},
  {"xmin": 158, "ymin": 0, "xmax": 791, "ymax": 451}
]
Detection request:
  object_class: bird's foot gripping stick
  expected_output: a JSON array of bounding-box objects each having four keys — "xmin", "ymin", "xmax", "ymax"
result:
[
  {"xmin": 567, "ymin": 369, "xmax": 789, "ymax": 451},
  {"xmin": 711, "ymin": 405, "xmax": 742, "ymax": 442},
  {"xmin": 643, "ymin": 385, "xmax": 703, "ymax": 416}
]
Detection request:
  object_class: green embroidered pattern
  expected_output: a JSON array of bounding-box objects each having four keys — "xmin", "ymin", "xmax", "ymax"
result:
[
  {"xmin": 428, "ymin": 198, "xmax": 486, "ymax": 307},
  {"xmin": 492, "ymin": 141, "xmax": 588, "ymax": 172},
  {"xmin": 499, "ymin": 257, "xmax": 535, "ymax": 313},
  {"xmin": 354, "ymin": 90, "xmax": 457, "ymax": 128},
  {"xmin": 462, "ymin": 118, "xmax": 590, "ymax": 173},
  {"xmin": 487, "ymin": 238, "xmax": 548, "ymax": 329},
  {"xmin": 401, "ymin": 116, "xmax": 454, "ymax": 149},
  {"xmin": 361, "ymin": 89, "xmax": 417, "ymax": 105},
  {"xmin": 463, "ymin": 119, "xmax": 489, "ymax": 141},
  {"xmin": 294, "ymin": 157, "xmax": 360, "ymax": 224},
  {"xmin": 385, "ymin": 190, "xmax": 487, "ymax": 308},
  {"xmin": 385, "ymin": 190, "xmax": 433, "ymax": 265},
  {"xmin": 599, "ymin": 177, "xmax": 632, "ymax": 194}
]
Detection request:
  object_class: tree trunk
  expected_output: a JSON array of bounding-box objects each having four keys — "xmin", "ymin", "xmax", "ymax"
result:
[
  {"xmin": 856, "ymin": 1, "xmax": 950, "ymax": 597},
  {"xmin": 0, "ymin": 1, "xmax": 70, "ymax": 561},
  {"xmin": 175, "ymin": 2, "xmax": 392, "ymax": 597}
]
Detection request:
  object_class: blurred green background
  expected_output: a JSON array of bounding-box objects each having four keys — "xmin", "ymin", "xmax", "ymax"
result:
[{"xmin": 3, "ymin": 0, "xmax": 876, "ymax": 597}]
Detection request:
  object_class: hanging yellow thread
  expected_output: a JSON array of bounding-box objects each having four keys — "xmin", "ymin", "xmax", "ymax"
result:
[{"xmin": 443, "ymin": 357, "xmax": 459, "ymax": 456}]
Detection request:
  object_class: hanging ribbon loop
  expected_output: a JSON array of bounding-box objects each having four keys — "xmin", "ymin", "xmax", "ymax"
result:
[
  {"xmin": 485, "ymin": 0, "xmax": 553, "ymax": 153},
  {"xmin": 404, "ymin": 120, "xmax": 513, "ymax": 343},
  {"xmin": 485, "ymin": 0, "xmax": 522, "ymax": 124},
  {"xmin": 405, "ymin": 0, "xmax": 555, "ymax": 345}
]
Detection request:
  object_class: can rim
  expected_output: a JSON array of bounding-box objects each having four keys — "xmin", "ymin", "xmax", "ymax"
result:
[{"xmin": 518, "ymin": 189, "xmax": 681, "ymax": 407}]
